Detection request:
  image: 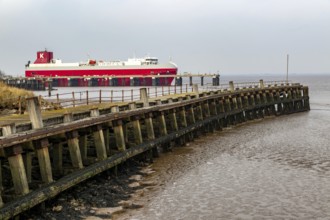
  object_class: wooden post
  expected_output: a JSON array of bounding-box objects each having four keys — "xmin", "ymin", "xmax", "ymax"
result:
[
  {"xmin": 99, "ymin": 90, "xmax": 102, "ymax": 103},
  {"xmin": 168, "ymin": 98, "xmax": 179, "ymax": 131},
  {"xmin": 26, "ymin": 97, "xmax": 53, "ymax": 184},
  {"xmin": 64, "ymin": 113, "xmax": 83, "ymax": 169},
  {"xmin": 140, "ymin": 88, "xmax": 155, "ymax": 141},
  {"xmin": 193, "ymin": 84, "xmax": 199, "ymax": 97},
  {"xmin": 156, "ymin": 100, "xmax": 167, "ymax": 136},
  {"xmin": 72, "ymin": 92, "xmax": 76, "ymax": 107},
  {"xmin": 86, "ymin": 90, "xmax": 89, "ymax": 105},
  {"xmin": 186, "ymin": 95, "xmax": 196, "ymax": 125},
  {"xmin": 2, "ymin": 124, "xmax": 29, "ymax": 197},
  {"xmin": 129, "ymin": 103, "xmax": 143, "ymax": 145},
  {"xmin": 177, "ymin": 98, "xmax": 188, "ymax": 128},
  {"xmin": 90, "ymin": 108, "xmax": 107, "ymax": 160},
  {"xmin": 229, "ymin": 81, "xmax": 234, "ymax": 92},
  {"xmin": 111, "ymin": 106, "xmax": 126, "ymax": 151}
]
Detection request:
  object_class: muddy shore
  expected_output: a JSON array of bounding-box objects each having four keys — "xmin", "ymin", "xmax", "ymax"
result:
[{"xmin": 21, "ymin": 127, "xmax": 225, "ymax": 220}]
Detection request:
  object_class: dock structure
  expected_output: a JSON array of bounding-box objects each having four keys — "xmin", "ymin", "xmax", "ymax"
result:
[
  {"xmin": 0, "ymin": 73, "xmax": 220, "ymax": 91},
  {"xmin": 0, "ymin": 80, "xmax": 309, "ymax": 219}
]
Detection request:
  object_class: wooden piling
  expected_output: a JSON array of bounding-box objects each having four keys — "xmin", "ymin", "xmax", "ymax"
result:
[
  {"xmin": 129, "ymin": 103, "xmax": 143, "ymax": 145},
  {"xmin": 2, "ymin": 124, "xmax": 29, "ymax": 197},
  {"xmin": 111, "ymin": 106, "xmax": 126, "ymax": 152},
  {"xmin": 64, "ymin": 113, "xmax": 83, "ymax": 169},
  {"xmin": 26, "ymin": 97, "xmax": 53, "ymax": 184},
  {"xmin": 90, "ymin": 109, "xmax": 107, "ymax": 160}
]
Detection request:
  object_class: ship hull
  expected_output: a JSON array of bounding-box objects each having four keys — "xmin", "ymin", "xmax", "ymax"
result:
[{"xmin": 25, "ymin": 66, "xmax": 177, "ymax": 87}]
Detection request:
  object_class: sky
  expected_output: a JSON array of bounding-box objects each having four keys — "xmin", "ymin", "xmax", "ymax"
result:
[{"xmin": 0, "ymin": 0, "xmax": 329, "ymax": 76}]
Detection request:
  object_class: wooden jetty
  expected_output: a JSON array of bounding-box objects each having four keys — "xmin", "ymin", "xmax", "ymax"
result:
[
  {"xmin": 0, "ymin": 80, "xmax": 309, "ymax": 219},
  {"xmin": 0, "ymin": 73, "xmax": 220, "ymax": 91}
]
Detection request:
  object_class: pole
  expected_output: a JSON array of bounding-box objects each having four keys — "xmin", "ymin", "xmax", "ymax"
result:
[{"xmin": 286, "ymin": 54, "xmax": 289, "ymax": 84}]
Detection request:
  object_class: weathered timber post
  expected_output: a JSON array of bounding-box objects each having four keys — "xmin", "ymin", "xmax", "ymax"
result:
[
  {"xmin": 229, "ymin": 81, "xmax": 235, "ymax": 92},
  {"xmin": 111, "ymin": 106, "xmax": 126, "ymax": 152},
  {"xmin": 2, "ymin": 124, "xmax": 29, "ymax": 197},
  {"xmin": 275, "ymin": 91, "xmax": 282, "ymax": 114},
  {"xmin": 90, "ymin": 108, "xmax": 107, "ymax": 160},
  {"xmin": 185, "ymin": 95, "xmax": 196, "ymax": 126},
  {"xmin": 140, "ymin": 88, "xmax": 155, "ymax": 140},
  {"xmin": 167, "ymin": 98, "xmax": 179, "ymax": 132},
  {"xmin": 129, "ymin": 102, "xmax": 143, "ymax": 145},
  {"xmin": 78, "ymin": 131, "xmax": 88, "ymax": 162},
  {"xmin": 193, "ymin": 84, "xmax": 199, "ymax": 97},
  {"xmin": 156, "ymin": 100, "xmax": 168, "ymax": 136},
  {"xmin": 26, "ymin": 97, "xmax": 53, "ymax": 184},
  {"xmin": 268, "ymin": 90, "xmax": 275, "ymax": 115},
  {"xmin": 178, "ymin": 97, "xmax": 188, "ymax": 128},
  {"xmin": 259, "ymin": 79, "xmax": 265, "ymax": 89},
  {"xmin": 64, "ymin": 113, "xmax": 83, "ymax": 169}
]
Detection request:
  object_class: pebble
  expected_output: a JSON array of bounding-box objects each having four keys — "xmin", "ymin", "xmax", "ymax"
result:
[
  {"xmin": 52, "ymin": 205, "xmax": 63, "ymax": 212},
  {"xmin": 129, "ymin": 175, "xmax": 143, "ymax": 181},
  {"xmin": 128, "ymin": 182, "xmax": 140, "ymax": 188}
]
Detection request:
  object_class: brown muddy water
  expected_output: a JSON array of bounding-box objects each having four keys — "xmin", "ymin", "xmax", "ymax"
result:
[{"xmin": 115, "ymin": 74, "xmax": 330, "ymax": 220}]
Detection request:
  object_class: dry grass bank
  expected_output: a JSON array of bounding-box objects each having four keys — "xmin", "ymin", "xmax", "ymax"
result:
[{"xmin": 0, "ymin": 81, "xmax": 34, "ymax": 114}]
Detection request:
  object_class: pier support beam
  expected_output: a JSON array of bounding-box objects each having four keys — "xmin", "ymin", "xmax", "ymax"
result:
[
  {"xmin": 129, "ymin": 103, "xmax": 143, "ymax": 145},
  {"xmin": 90, "ymin": 109, "xmax": 107, "ymax": 160},
  {"xmin": 2, "ymin": 124, "xmax": 29, "ymax": 197},
  {"xmin": 111, "ymin": 106, "xmax": 126, "ymax": 152},
  {"xmin": 64, "ymin": 113, "xmax": 84, "ymax": 169},
  {"xmin": 26, "ymin": 97, "xmax": 53, "ymax": 184}
]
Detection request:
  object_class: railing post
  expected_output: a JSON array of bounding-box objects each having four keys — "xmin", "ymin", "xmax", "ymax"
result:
[{"xmin": 72, "ymin": 92, "xmax": 76, "ymax": 107}]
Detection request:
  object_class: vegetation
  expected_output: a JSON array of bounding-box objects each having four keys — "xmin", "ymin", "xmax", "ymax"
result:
[{"xmin": 0, "ymin": 81, "xmax": 34, "ymax": 114}]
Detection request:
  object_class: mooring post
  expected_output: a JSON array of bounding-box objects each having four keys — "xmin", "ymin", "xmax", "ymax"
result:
[
  {"xmin": 90, "ymin": 108, "xmax": 108, "ymax": 160},
  {"xmin": 129, "ymin": 102, "xmax": 143, "ymax": 145},
  {"xmin": 111, "ymin": 106, "xmax": 126, "ymax": 152},
  {"xmin": 64, "ymin": 113, "xmax": 84, "ymax": 169},
  {"xmin": 2, "ymin": 124, "xmax": 29, "ymax": 197},
  {"xmin": 26, "ymin": 97, "xmax": 53, "ymax": 184},
  {"xmin": 229, "ymin": 81, "xmax": 235, "ymax": 92}
]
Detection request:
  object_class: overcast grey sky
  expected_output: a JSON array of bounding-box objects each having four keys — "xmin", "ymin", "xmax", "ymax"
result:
[{"xmin": 0, "ymin": 0, "xmax": 329, "ymax": 76}]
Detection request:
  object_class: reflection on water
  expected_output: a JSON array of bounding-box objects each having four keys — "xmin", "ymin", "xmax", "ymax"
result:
[{"xmin": 122, "ymin": 74, "xmax": 330, "ymax": 220}]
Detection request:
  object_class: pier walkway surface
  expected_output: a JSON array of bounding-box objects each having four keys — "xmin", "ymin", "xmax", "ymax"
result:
[{"xmin": 0, "ymin": 80, "xmax": 309, "ymax": 219}]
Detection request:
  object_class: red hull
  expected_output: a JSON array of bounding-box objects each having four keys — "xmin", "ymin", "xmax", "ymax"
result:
[{"xmin": 25, "ymin": 68, "xmax": 177, "ymax": 87}]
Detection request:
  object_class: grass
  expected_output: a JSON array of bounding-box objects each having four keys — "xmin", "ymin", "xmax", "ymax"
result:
[{"xmin": 0, "ymin": 81, "xmax": 34, "ymax": 110}]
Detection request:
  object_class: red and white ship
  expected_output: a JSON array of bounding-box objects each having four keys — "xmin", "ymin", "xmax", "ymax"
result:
[{"xmin": 25, "ymin": 50, "xmax": 178, "ymax": 86}]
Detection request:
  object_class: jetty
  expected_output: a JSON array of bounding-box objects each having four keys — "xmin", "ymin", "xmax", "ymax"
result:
[
  {"xmin": 0, "ymin": 73, "xmax": 220, "ymax": 90},
  {"xmin": 0, "ymin": 80, "xmax": 309, "ymax": 219}
]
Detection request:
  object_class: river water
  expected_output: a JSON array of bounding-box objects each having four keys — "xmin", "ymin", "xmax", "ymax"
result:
[{"xmin": 117, "ymin": 74, "xmax": 330, "ymax": 220}]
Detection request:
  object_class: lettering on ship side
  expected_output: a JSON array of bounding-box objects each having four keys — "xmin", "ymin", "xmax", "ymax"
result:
[{"xmin": 40, "ymin": 53, "xmax": 44, "ymax": 59}]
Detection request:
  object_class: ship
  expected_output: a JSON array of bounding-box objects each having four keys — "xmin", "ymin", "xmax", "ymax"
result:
[{"xmin": 25, "ymin": 50, "xmax": 178, "ymax": 86}]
